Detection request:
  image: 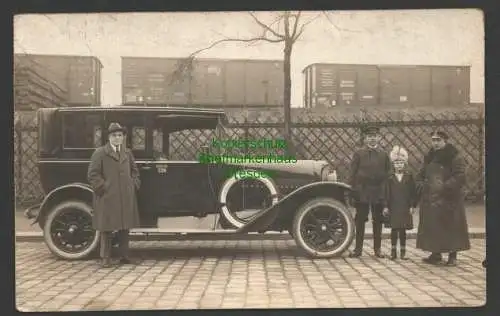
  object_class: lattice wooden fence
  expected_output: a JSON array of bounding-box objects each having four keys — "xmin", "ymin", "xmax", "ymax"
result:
[
  {"xmin": 14, "ymin": 110, "xmax": 485, "ymax": 206},
  {"xmin": 14, "ymin": 126, "xmax": 44, "ymax": 206},
  {"xmin": 168, "ymin": 112, "xmax": 484, "ymax": 201}
]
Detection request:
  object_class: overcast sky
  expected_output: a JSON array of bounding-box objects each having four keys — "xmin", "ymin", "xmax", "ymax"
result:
[{"xmin": 14, "ymin": 9, "xmax": 484, "ymax": 106}]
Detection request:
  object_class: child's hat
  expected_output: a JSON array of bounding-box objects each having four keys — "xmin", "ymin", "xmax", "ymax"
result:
[{"xmin": 390, "ymin": 145, "xmax": 408, "ymax": 162}]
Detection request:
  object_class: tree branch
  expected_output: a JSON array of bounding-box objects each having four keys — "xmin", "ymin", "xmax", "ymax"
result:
[
  {"xmin": 249, "ymin": 12, "xmax": 286, "ymax": 40},
  {"xmin": 322, "ymin": 11, "xmax": 362, "ymax": 33},
  {"xmin": 169, "ymin": 35, "xmax": 285, "ymax": 84},
  {"xmin": 284, "ymin": 11, "xmax": 290, "ymax": 39},
  {"xmin": 269, "ymin": 14, "xmax": 284, "ymax": 29},
  {"xmin": 292, "ymin": 13, "xmax": 321, "ymax": 43},
  {"xmin": 43, "ymin": 15, "xmax": 94, "ymax": 53},
  {"xmin": 290, "ymin": 11, "xmax": 302, "ymax": 39},
  {"xmin": 187, "ymin": 36, "xmax": 284, "ymax": 59}
]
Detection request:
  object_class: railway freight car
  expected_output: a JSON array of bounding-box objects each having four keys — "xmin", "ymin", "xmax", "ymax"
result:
[
  {"xmin": 14, "ymin": 54, "xmax": 103, "ymax": 106},
  {"xmin": 303, "ymin": 63, "xmax": 470, "ymax": 108},
  {"xmin": 121, "ymin": 57, "xmax": 284, "ymax": 107},
  {"xmin": 14, "ymin": 65, "xmax": 68, "ymax": 111}
]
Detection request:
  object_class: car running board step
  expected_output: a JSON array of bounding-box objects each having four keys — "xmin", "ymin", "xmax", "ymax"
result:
[
  {"xmin": 129, "ymin": 228, "xmax": 239, "ymax": 235},
  {"xmin": 125, "ymin": 228, "xmax": 290, "ymax": 241}
]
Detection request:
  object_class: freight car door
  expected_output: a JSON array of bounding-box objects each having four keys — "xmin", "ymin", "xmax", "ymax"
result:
[
  {"xmin": 245, "ymin": 61, "xmax": 271, "ymax": 106},
  {"xmin": 450, "ymin": 67, "xmax": 470, "ymax": 106},
  {"xmin": 357, "ymin": 65, "xmax": 379, "ymax": 107},
  {"xmin": 409, "ymin": 66, "xmax": 432, "ymax": 107},
  {"xmin": 225, "ymin": 60, "xmax": 246, "ymax": 106},
  {"xmin": 379, "ymin": 66, "xmax": 411, "ymax": 106},
  {"xmin": 337, "ymin": 69, "xmax": 357, "ymax": 106},
  {"xmin": 431, "ymin": 67, "xmax": 451, "ymax": 107},
  {"xmin": 68, "ymin": 59, "xmax": 97, "ymax": 105}
]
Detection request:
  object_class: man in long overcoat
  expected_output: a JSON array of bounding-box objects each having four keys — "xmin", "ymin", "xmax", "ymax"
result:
[
  {"xmin": 416, "ymin": 130, "xmax": 470, "ymax": 266},
  {"xmin": 88, "ymin": 123, "xmax": 141, "ymax": 268},
  {"xmin": 348, "ymin": 125, "xmax": 392, "ymax": 258}
]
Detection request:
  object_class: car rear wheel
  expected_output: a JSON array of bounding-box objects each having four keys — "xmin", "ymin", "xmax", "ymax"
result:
[
  {"xmin": 43, "ymin": 200, "xmax": 100, "ymax": 260},
  {"xmin": 292, "ymin": 198, "xmax": 354, "ymax": 258}
]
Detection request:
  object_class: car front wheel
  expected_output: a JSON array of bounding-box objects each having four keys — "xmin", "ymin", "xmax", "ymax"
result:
[
  {"xmin": 43, "ymin": 200, "xmax": 100, "ymax": 260},
  {"xmin": 292, "ymin": 197, "xmax": 354, "ymax": 258}
]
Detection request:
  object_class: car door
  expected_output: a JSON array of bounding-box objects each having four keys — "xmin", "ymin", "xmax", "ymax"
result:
[
  {"xmin": 137, "ymin": 120, "xmax": 220, "ymax": 217},
  {"xmin": 101, "ymin": 113, "xmax": 163, "ymax": 222},
  {"xmin": 130, "ymin": 125, "xmax": 170, "ymax": 216}
]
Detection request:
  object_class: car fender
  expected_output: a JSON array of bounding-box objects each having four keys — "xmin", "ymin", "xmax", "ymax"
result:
[
  {"xmin": 236, "ymin": 181, "xmax": 352, "ymax": 233},
  {"xmin": 34, "ymin": 183, "xmax": 94, "ymax": 228}
]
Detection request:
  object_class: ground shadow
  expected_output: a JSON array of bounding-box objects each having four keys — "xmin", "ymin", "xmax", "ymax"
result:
[
  {"xmin": 127, "ymin": 246, "xmax": 303, "ymax": 260},
  {"xmin": 108, "ymin": 245, "xmax": 350, "ymax": 260}
]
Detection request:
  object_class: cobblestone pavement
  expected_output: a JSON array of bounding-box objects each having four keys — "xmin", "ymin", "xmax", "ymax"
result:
[{"xmin": 16, "ymin": 239, "xmax": 486, "ymax": 311}]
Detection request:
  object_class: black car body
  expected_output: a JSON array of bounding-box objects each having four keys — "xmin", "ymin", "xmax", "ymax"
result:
[{"xmin": 28, "ymin": 106, "xmax": 355, "ymax": 260}]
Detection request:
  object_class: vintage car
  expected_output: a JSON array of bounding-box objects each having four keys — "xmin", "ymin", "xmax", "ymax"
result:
[{"xmin": 25, "ymin": 106, "xmax": 355, "ymax": 260}]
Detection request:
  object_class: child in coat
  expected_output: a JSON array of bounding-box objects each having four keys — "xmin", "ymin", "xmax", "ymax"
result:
[{"xmin": 383, "ymin": 146, "xmax": 418, "ymax": 260}]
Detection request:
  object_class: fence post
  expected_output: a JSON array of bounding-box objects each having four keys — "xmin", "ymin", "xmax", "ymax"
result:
[
  {"xmin": 244, "ymin": 116, "xmax": 249, "ymax": 156},
  {"xmin": 16, "ymin": 127, "xmax": 23, "ymax": 205},
  {"xmin": 358, "ymin": 107, "xmax": 368, "ymax": 147},
  {"xmin": 478, "ymin": 119, "xmax": 485, "ymax": 202}
]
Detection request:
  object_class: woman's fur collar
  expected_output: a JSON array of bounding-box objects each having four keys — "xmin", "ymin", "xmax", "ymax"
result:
[{"xmin": 424, "ymin": 143, "xmax": 459, "ymax": 167}]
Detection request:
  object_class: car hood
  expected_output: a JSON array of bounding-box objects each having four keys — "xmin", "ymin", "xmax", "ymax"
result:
[{"xmin": 225, "ymin": 159, "xmax": 330, "ymax": 178}]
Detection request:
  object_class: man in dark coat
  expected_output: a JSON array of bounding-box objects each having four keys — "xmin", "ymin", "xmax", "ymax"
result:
[
  {"xmin": 348, "ymin": 125, "xmax": 392, "ymax": 258},
  {"xmin": 88, "ymin": 123, "xmax": 141, "ymax": 268},
  {"xmin": 416, "ymin": 130, "xmax": 471, "ymax": 266}
]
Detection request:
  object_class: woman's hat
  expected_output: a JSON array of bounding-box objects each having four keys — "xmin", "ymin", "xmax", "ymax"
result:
[
  {"xmin": 390, "ymin": 145, "xmax": 409, "ymax": 162},
  {"xmin": 108, "ymin": 122, "xmax": 127, "ymax": 134}
]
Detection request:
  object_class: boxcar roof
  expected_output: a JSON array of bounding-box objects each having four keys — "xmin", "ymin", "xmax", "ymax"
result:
[{"xmin": 49, "ymin": 106, "xmax": 227, "ymax": 117}]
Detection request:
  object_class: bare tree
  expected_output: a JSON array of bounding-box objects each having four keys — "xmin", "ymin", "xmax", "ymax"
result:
[{"xmin": 175, "ymin": 11, "xmax": 320, "ymax": 155}]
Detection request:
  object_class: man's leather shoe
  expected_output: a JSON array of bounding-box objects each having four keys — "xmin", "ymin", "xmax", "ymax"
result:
[
  {"xmin": 446, "ymin": 258, "xmax": 457, "ymax": 266},
  {"xmin": 100, "ymin": 258, "xmax": 113, "ymax": 268},
  {"xmin": 119, "ymin": 257, "xmax": 139, "ymax": 265},
  {"xmin": 422, "ymin": 254, "xmax": 442, "ymax": 264},
  {"xmin": 390, "ymin": 249, "xmax": 397, "ymax": 260},
  {"xmin": 374, "ymin": 250, "xmax": 385, "ymax": 258},
  {"xmin": 349, "ymin": 250, "xmax": 362, "ymax": 258}
]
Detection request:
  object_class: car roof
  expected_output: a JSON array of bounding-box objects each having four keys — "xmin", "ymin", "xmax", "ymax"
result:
[{"xmin": 51, "ymin": 106, "xmax": 227, "ymax": 117}]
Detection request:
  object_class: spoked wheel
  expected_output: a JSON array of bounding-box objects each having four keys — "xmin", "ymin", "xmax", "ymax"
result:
[
  {"xmin": 218, "ymin": 172, "xmax": 279, "ymax": 229},
  {"xmin": 292, "ymin": 197, "xmax": 355, "ymax": 258},
  {"xmin": 43, "ymin": 200, "xmax": 100, "ymax": 260}
]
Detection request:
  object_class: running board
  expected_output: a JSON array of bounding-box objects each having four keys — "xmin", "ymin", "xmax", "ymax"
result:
[
  {"xmin": 127, "ymin": 228, "xmax": 290, "ymax": 241},
  {"xmin": 130, "ymin": 228, "xmax": 238, "ymax": 235}
]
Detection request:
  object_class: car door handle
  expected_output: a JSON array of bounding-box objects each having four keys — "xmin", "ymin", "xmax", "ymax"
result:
[{"xmin": 140, "ymin": 166, "xmax": 152, "ymax": 170}]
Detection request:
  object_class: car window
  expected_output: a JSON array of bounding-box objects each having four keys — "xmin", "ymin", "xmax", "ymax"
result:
[
  {"xmin": 62, "ymin": 113, "xmax": 102, "ymax": 149},
  {"xmin": 93, "ymin": 126, "xmax": 102, "ymax": 148},
  {"xmin": 131, "ymin": 127, "xmax": 146, "ymax": 150},
  {"xmin": 153, "ymin": 128, "xmax": 166, "ymax": 159},
  {"xmin": 169, "ymin": 128, "xmax": 215, "ymax": 160},
  {"xmin": 104, "ymin": 114, "xmax": 147, "ymax": 154}
]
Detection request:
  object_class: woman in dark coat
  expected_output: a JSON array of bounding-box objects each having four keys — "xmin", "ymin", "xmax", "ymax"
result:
[
  {"xmin": 383, "ymin": 146, "xmax": 418, "ymax": 260},
  {"xmin": 416, "ymin": 130, "xmax": 470, "ymax": 266},
  {"xmin": 88, "ymin": 123, "xmax": 141, "ymax": 268}
]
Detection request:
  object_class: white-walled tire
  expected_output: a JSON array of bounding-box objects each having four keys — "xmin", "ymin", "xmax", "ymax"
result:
[
  {"xmin": 292, "ymin": 198, "xmax": 354, "ymax": 258},
  {"xmin": 43, "ymin": 200, "xmax": 100, "ymax": 260},
  {"xmin": 218, "ymin": 170, "xmax": 279, "ymax": 229}
]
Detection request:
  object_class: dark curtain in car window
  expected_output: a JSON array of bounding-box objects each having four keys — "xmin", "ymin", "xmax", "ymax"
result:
[
  {"xmin": 63, "ymin": 113, "xmax": 101, "ymax": 149},
  {"xmin": 131, "ymin": 126, "xmax": 146, "ymax": 150},
  {"xmin": 153, "ymin": 128, "xmax": 166, "ymax": 159}
]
